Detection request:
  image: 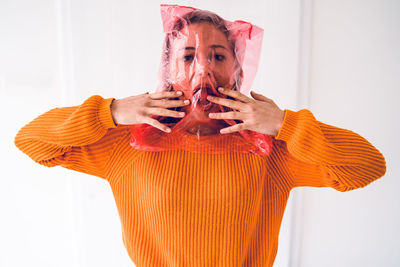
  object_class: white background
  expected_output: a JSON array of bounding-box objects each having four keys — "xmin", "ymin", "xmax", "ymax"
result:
[{"xmin": 1, "ymin": 0, "xmax": 399, "ymax": 266}]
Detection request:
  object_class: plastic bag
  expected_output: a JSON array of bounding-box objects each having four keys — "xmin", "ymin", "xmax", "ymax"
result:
[{"xmin": 130, "ymin": 4, "xmax": 272, "ymax": 155}]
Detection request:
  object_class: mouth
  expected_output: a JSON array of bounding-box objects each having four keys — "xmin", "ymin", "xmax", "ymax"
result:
[{"xmin": 192, "ymin": 85, "xmax": 218, "ymax": 111}]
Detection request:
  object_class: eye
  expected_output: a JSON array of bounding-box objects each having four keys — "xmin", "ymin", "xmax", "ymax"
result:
[
  {"xmin": 183, "ymin": 55, "xmax": 194, "ymax": 62},
  {"xmin": 214, "ymin": 54, "xmax": 225, "ymax": 61}
]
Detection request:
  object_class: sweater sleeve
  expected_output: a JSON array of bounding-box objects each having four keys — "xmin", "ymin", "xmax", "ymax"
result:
[
  {"xmin": 274, "ymin": 109, "xmax": 387, "ymax": 192},
  {"xmin": 14, "ymin": 95, "xmax": 128, "ymax": 180}
]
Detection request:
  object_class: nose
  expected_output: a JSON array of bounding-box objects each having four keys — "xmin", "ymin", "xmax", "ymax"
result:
[
  {"xmin": 195, "ymin": 54, "xmax": 213, "ymax": 78},
  {"xmin": 198, "ymin": 65, "xmax": 211, "ymax": 79},
  {"xmin": 189, "ymin": 51, "xmax": 217, "ymax": 89}
]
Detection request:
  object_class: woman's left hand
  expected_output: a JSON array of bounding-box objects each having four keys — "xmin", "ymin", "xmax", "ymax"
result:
[{"xmin": 207, "ymin": 87, "xmax": 285, "ymax": 136}]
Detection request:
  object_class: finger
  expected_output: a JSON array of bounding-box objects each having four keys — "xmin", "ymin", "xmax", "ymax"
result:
[
  {"xmin": 207, "ymin": 96, "xmax": 245, "ymax": 110},
  {"xmin": 250, "ymin": 91, "xmax": 271, "ymax": 102},
  {"xmin": 208, "ymin": 111, "xmax": 247, "ymax": 120},
  {"xmin": 220, "ymin": 123, "xmax": 248, "ymax": 134},
  {"xmin": 142, "ymin": 117, "xmax": 171, "ymax": 133},
  {"xmin": 149, "ymin": 90, "xmax": 183, "ymax": 100},
  {"xmin": 149, "ymin": 99, "xmax": 190, "ymax": 108},
  {"xmin": 146, "ymin": 107, "xmax": 185, "ymax": 118},
  {"xmin": 218, "ymin": 87, "xmax": 254, "ymax": 103}
]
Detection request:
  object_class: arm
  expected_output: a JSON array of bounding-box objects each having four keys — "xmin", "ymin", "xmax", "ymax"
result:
[
  {"xmin": 274, "ymin": 109, "xmax": 387, "ymax": 192},
  {"xmin": 14, "ymin": 95, "xmax": 128, "ymax": 180}
]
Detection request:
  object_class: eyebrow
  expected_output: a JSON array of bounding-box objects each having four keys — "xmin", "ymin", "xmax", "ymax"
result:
[{"xmin": 180, "ymin": 45, "xmax": 228, "ymax": 51}]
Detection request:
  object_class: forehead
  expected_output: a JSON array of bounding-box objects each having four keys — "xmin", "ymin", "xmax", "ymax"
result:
[{"xmin": 172, "ymin": 22, "xmax": 230, "ymax": 48}]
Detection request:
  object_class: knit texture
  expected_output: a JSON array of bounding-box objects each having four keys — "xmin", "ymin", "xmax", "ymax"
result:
[{"xmin": 14, "ymin": 95, "xmax": 386, "ymax": 266}]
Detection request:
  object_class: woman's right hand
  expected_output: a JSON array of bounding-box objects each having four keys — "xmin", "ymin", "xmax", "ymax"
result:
[{"xmin": 110, "ymin": 91, "xmax": 190, "ymax": 132}]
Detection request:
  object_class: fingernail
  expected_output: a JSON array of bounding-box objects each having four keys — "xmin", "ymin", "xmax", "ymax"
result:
[
  {"xmin": 166, "ymin": 128, "xmax": 171, "ymax": 133},
  {"xmin": 220, "ymin": 129, "xmax": 227, "ymax": 134},
  {"xmin": 207, "ymin": 96, "xmax": 213, "ymax": 100},
  {"xmin": 179, "ymin": 112, "xmax": 185, "ymax": 117},
  {"xmin": 218, "ymin": 87, "xmax": 224, "ymax": 92},
  {"xmin": 184, "ymin": 100, "xmax": 190, "ymax": 104},
  {"xmin": 209, "ymin": 113, "xmax": 215, "ymax": 118},
  {"xmin": 177, "ymin": 91, "xmax": 182, "ymax": 95}
]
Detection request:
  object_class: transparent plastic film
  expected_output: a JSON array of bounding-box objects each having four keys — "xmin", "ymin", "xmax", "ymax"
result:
[{"xmin": 130, "ymin": 4, "xmax": 272, "ymax": 155}]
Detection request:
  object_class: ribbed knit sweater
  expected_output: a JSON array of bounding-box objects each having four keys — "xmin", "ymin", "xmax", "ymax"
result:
[{"xmin": 14, "ymin": 95, "xmax": 386, "ymax": 266}]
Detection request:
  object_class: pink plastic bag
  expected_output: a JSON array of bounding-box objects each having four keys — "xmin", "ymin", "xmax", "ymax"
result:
[{"xmin": 130, "ymin": 4, "xmax": 272, "ymax": 156}]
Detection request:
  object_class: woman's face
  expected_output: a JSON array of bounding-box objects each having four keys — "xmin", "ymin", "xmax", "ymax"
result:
[{"xmin": 168, "ymin": 22, "xmax": 237, "ymax": 116}]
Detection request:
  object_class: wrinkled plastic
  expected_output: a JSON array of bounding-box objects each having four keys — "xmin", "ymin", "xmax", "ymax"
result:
[{"xmin": 130, "ymin": 4, "xmax": 273, "ymax": 155}]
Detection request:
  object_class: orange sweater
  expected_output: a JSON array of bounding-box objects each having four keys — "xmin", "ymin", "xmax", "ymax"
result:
[{"xmin": 14, "ymin": 95, "xmax": 386, "ymax": 266}]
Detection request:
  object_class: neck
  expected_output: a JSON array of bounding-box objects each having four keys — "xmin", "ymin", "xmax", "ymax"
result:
[
  {"xmin": 186, "ymin": 124, "xmax": 220, "ymax": 136},
  {"xmin": 185, "ymin": 119, "xmax": 232, "ymax": 136}
]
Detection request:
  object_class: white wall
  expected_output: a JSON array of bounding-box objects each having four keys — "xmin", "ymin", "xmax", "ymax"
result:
[
  {"xmin": 298, "ymin": 0, "xmax": 400, "ymax": 266},
  {"xmin": 1, "ymin": 0, "xmax": 398, "ymax": 266}
]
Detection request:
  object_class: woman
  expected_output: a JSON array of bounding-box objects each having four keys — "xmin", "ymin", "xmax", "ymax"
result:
[
  {"xmin": 128, "ymin": 5, "xmax": 276, "ymax": 155},
  {"xmin": 14, "ymin": 5, "xmax": 386, "ymax": 267}
]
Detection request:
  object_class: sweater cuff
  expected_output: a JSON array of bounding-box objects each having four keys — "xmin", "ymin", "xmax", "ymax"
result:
[
  {"xmin": 98, "ymin": 97, "xmax": 118, "ymax": 129},
  {"xmin": 274, "ymin": 109, "xmax": 298, "ymax": 142}
]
